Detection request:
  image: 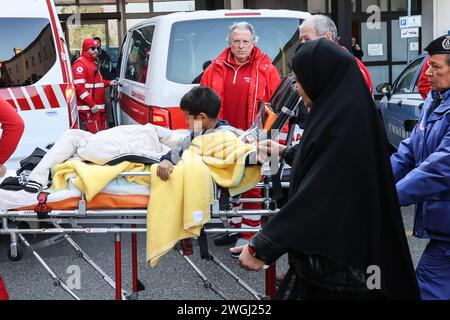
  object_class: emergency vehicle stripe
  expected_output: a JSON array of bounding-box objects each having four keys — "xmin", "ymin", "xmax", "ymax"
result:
[
  {"xmin": 85, "ymin": 83, "xmax": 105, "ymax": 88},
  {"xmin": 74, "ymin": 79, "xmax": 86, "ymax": 84},
  {"xmin": 10, "ymin": 87, "xmax": 31, "ymax": 111},
  {"xmin": 43, "ymin": 85, "xmax": 59, "ymax": 108},
  {"xmin": 25, "ymin": 87, "xmax": 46, "ymax": 110},
  {"xmin": 0, "ymin": 89, "xmax": 18, "ymax": 110},
  {"xmin": 52, "ymin": 84, "xmax": 66, "ymax": 109},
  {"xmin": 0, "ymin": 90, "xmax": 9, "ymax": 102},
  {"xmin": 35, "ymin": 86, "xmax": 52, "ymax": 109},
  {"xmin": 21, "ymin": 87, "xmax": 37, "ymax": 110},
  {"xmin": 5, "ymin": 89, "xmax": 20, "ymax": 110},
  {"xmin": 79, "ymin": 92, "xmax": 90, "ymax": 100}
]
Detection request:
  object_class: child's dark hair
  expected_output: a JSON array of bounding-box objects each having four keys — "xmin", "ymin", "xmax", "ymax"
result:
[{"xmin": 180, "ymin": 86, "xmax": 221, "ymax": 118}]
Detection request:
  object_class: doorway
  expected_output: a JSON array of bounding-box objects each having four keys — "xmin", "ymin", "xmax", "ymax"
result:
[{"xmin": 63, "ymin": 19, "xmax": 120, "ymax": 69}]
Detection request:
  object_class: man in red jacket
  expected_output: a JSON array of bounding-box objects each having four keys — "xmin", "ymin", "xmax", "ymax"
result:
[
  {"xmin": 0, "ymin": 96, "xmax": 25, "ymax": 177},
  {"xmin": 72, "ymin": 38, "xmax": 117, "ymax": 133},
  {"xmin": 0, "ymin": 97, "xmax": 23, "ymax": 300},
  {"xmin": 201, "ymin": 22, "xmax": 281, "ymax": 250},
  {"xmin": 299, "ymin": 15, "xmax": 373, "ymax": 95},
  {"xmin": 418, "ymin": 55, "xmax": 431, "ymax": 100}
]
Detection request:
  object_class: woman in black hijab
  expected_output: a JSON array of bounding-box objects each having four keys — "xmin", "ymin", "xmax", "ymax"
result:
[{"xmin": 231, "ymin": 38, "xmax": 420, "ymax": 300}]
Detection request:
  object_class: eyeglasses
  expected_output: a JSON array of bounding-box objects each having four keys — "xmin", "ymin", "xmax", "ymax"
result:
[
  {"xmin": 90, "ymin": 47, "xmax": 99, "ymax": 51},
  {"xmin": 231, "ymin": 40, "xmax": 252, "ymax": 47}
]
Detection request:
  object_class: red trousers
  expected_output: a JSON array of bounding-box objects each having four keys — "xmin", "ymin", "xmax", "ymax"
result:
[{"xmin": 79, "ymin": 112, "xmax": 107, "ymax": 134}]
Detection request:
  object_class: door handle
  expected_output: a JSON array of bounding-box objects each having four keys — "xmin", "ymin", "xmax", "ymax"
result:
[{"xmin": 418, "ymin": 103, "xmax": 424, "ymax": 110}]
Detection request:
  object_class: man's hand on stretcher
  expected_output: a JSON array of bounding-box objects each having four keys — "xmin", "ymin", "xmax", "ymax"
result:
[
  {"xmin": 157, "ymin": 159, "xmax": 174, "ymax": 181},
  {"xmin": 256, "ymin": 140, "xmax": 287, "ymax": 163}
]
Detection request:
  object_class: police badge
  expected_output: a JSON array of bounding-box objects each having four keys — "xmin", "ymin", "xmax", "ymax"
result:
[{"xmin": 442, "ymin": 37, "xmax": 450, "ymax": 51}]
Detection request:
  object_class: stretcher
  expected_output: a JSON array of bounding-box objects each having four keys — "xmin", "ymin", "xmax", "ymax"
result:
[
  {"xmin": 0, "ymin": 74, "xmax": 302, "ymax": 301},
  {"xmin": 0, "ymin": 174, "xmax": 279, "ymax": 300}
]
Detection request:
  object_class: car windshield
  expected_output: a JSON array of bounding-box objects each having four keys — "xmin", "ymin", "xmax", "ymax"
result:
[{"xmin": 167, "ymin": 17, "xmax": 302, "ymax": 84}]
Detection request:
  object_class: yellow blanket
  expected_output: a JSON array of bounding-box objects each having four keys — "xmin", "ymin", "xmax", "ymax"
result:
[
  {"xmin": 51, "ymin": 160, "xmax": 151, "ymax": 201},
  {"xmin": 147, "ymin": 150, "xmax": 214, "ymax": 267},
  {"xmin": 147, "ymin": 130, "xmax": 261, "ymax": 267},
  {"xmin": 189, "ymin": 130, "xmax": 262, "ymax": 196}
]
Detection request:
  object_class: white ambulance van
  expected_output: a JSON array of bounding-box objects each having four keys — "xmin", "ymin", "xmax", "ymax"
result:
[
  {"xmin": 0, "ymin": 0, "xmax": 77, "ymax": 169},
  {"xmin": 115, "ymin": 9, "xmax": 309, "ymax": 142}
]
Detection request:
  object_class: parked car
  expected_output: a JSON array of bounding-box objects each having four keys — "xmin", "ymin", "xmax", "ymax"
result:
[
  {"xmin": 377, "ymin": 53, "xmax": 428, "ymax": 149},
  {"xmin": 112, "ymin": 9, "xmax": 310, "ymax": 145}
]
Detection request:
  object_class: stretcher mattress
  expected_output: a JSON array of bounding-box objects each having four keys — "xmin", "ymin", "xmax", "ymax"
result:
[{"xmin": 0, "ymin": 175, "xmax": 150, "ymax": 211}]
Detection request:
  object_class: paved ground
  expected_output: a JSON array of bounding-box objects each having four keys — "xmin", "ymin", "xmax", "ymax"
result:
[{"xmin": 0, "ymin": 206, "xmax": 427, "ymax": 300}]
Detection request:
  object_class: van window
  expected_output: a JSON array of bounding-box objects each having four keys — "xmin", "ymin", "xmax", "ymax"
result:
[
  {"xmin": 0, "ymin": 18, "xmax": 56, "ymax": 88},
  {"xmin": 167, "ymin": 18, "xmax": 302, "ymax": 84},
  {"xmin": 124, "ymin": 26, "xmax": 154, "ymax": 84}
]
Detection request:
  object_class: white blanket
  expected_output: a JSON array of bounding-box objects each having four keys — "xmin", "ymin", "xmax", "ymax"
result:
[{"xmin": 26, "ymin": 124, "xmax": 188, "ymax": 187}]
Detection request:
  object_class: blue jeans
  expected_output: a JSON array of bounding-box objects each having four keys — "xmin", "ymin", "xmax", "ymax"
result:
[{"xmin": 416, "ymin": 240, "xmax": 450, "ymax": 300}]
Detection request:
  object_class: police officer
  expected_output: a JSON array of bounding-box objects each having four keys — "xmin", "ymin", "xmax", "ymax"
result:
[
  {"xmin": 72, "ymin": 38, "xmax": 117, "ymax": 133},
  {"xmin": 391, "ymin": 33, "xmax": 450, "ymax": 300}
]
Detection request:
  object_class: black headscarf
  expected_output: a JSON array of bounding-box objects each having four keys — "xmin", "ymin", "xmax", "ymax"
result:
[{"xmin": 260, "ymin": 39, "xmax": 420, "ymax": 299}]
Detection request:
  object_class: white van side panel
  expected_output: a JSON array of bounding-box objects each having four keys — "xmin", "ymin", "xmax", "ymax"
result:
[
  {"xmin": 1, "ymin": 0, "xmax": 74, "ymax": 169},
  {"xmin": 148, "ymin": 19, "xmax": 196, "ymax": 108},
  {"xmin": 1, "ymin": 1, "xmax": 51, "ymax": 18}
]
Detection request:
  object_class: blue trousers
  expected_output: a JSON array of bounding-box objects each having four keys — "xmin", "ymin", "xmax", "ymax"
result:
[{"xmin": 416, "ymin": 240, "xmax": 450, "ymax": 300}]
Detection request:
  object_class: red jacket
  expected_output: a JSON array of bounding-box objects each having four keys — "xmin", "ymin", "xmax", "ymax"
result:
[
  {"xmin": 418, "ymin": 56, "xmax": 431, "ymax": 100},
  {"xmin": 201, "ymin": 47, "xmax": 281, "ymax": 129},
  {"xmin": 0, "ymin": 97, "xmax": 24, "ymax": 164},
  {"xmin": 72, "ymin": 52, "xmax": 110, "ymax": 114},
  {"xmin": 341, "ymin": 46, "xmax": 373, "ymax": 95},
  {"xmin": 356, "ymin": 58, "xmax": 373, "ymax": 95}
]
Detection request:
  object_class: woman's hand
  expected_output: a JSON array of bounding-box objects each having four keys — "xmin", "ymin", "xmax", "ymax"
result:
[
  {"xmin": 230, "ymin": 245, "xmax": 265, "ymax": 271},
  {"xmin": 257, "ymin": 140, "xmax": 287, "ymax": 163}
]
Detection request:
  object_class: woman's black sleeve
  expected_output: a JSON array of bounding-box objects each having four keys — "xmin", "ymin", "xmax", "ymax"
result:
[{"xmin": 282, "ymin": 144, "xmax": 299, "ymax": 166}]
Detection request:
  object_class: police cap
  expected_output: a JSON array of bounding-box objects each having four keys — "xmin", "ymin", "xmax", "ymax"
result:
[{"xmin": 424, "ymin": 32, "xmax": 450, "ymax": 55}]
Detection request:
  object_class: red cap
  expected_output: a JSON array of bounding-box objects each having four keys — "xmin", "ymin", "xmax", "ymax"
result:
[{"xmin": 82, "ymin": 38, "xmax": 100, "ymax": 52}]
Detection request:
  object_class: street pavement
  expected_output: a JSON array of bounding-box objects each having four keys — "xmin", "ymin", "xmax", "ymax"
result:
[{"xmin": 0, "ymin": 206, "xmax": 427, "ymax": 300}]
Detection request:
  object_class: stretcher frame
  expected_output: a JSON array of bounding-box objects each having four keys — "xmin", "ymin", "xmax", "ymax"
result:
[{"xmin": 0, "ymin": 176, "xmax": 280, "ymax": 300}]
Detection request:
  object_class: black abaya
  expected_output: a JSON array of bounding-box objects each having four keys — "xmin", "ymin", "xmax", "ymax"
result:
[{"xmin": 250, "ymin": 39, "xmax": 420, "ymax": 300}]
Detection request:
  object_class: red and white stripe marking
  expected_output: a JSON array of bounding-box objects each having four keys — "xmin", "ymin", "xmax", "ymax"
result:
[{"xmin": 0, "ymin": 85, "xmax": 68, "ymax": 111}]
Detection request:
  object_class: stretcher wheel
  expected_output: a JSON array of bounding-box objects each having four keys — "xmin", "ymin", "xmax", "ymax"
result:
[{"xmin": 7, "ymin": 246, "xmax": 23, "ymax": 262}]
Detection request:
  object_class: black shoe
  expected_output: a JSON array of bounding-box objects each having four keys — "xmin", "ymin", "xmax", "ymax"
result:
[
  {"xmin": 24, "ymin": 180, "xmax": 42, "ymax": 193},
  {"xmin": 213, "ymin": 233, "xmax": 240, "ymax": 246}
]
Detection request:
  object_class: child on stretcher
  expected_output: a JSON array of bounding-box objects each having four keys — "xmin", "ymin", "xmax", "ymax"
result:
[{"xmin": 156, "ymin": 86, "xmax": 263, "ymax": 181}]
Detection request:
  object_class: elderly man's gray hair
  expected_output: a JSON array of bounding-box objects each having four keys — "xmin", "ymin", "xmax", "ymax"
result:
[
  {"xmin": 300, "ymin": 14, "xmax": 338, "ymax": 41},
  {"xmin": 226, "ymin": 21, "xmax": 259, "ymax": 44}
]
